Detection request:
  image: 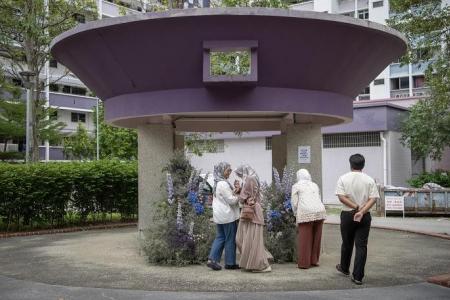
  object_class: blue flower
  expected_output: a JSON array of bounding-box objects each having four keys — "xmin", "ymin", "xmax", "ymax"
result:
[
  {"xmin": 283, "ymin": 197, "xmax": 292, "ymax": 211},
  {"xmin": 188, "ymin": 191, "xmax": 198, "ymax": 205},
  {"xmin": 269, "ymin": 210, "xmax": 282, "ymax": 219},
  {"xmin": 193, "ymin": 202, "xmax": 204, "ymax": 215}
]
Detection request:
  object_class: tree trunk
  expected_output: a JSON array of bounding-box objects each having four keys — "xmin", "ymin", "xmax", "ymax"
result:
[{"xmin": 3, "ymin": 139, "xmax": 7, "ymax": 152}]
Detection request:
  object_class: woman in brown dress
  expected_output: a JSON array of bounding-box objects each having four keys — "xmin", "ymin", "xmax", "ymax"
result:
[{"xmin": 235, "ymin": 165, "xmax": 273, "ymax": 272}]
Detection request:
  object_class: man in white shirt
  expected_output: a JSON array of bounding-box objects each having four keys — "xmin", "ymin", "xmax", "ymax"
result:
[{"xmin": 335, "ymin": 154, "xmax": 380, "ymax": 285}]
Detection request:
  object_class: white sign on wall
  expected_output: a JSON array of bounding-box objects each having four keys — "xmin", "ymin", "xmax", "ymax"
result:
[{"xmin": 298, "ymin": 146, "xmax": 311, "ymax": 164}]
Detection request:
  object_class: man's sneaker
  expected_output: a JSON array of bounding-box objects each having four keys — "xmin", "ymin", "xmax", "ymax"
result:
[
  {"xmin": 351, "ymin": 276, "xmax": 363, "ymax": 285},
  {"xmin": 225, "ymin": 264, "xmax": 241, "ymax": 270},
  {"xmin": 207, "ymin": 260, "xmax": 222, "ymax": 271},
  {"xmin": 336, "ymin": 264, "xmax": 350, "ymax": 276}
]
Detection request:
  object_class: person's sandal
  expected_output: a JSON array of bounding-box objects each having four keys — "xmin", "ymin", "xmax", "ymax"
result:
[
  {"xmin": 252, "ymin": 265, "xmax": 272, "ymax": 273},
  {"xmin": 207, "ymin": 260, "xmax": 222, "ymax": 271},
  {"xmin": 336, "ymin": 264, "xmax": 350, "ymax": 276},
  {"xmin": 351, "ymin": 276, "xmax": 363, "ymax": 285},
  {"xmin": 225, "ymin": 264, "xmax": 241, "ymax": 270}
]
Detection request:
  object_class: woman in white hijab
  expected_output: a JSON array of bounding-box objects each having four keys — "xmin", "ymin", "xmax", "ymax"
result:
[{"xmin": 291, "ymin": 169, "xmax": 326, "ymax": 269}]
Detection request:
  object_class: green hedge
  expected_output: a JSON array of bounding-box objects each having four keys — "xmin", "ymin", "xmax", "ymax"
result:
[
  {"xmin": 408, "ymin": 170, "xmax": 449, "ymax": 188},
  {"xmin": 0, "ymin": 160, "xmax": 137, "ymax": 231}
]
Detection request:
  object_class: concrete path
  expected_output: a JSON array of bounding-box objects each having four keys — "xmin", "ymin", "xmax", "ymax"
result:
[
  {"xmin": 1, "ymin": 226, "xmax": 449, "ymax": 293},
  {"xmin": 325, "ymin": 215, "xmax": 450, "ymax": 236},
  {"xmin": 0, "ymin": 275, "xmax": 449, "ymax": 300}
]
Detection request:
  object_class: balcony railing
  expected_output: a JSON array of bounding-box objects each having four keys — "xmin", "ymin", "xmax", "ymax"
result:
[
  {"xmin": 390, "ymin": 87, "xmax": 430, "ymax": 98},
  {"xmin": 102, "ymin": 0, "xmax": 141, "ymax": 17},
  {"xmin": 390, "ymin": 89, "xmax": 410, "ymax": 98}
]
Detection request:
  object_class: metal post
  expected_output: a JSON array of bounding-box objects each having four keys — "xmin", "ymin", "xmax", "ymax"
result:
[
  {"xmin": 44, "ymin": 0, "xmax": 50, "ymax": 162},
  {"xmin": 25, "ymin": 88, "xmax": 31, "ymax": 163},
  {"xmin": 96, "ymin": 98, "xmax": 100, "ymax": 160}
]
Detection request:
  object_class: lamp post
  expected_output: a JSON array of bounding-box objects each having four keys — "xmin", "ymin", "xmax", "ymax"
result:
[{"xmin": 19, "ymin": 71, "xmax": 36, "ymax": 163}]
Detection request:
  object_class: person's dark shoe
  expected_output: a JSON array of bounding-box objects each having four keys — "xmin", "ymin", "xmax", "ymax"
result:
[
  {"xmin": 207, "ymin": 260, "xmax": 222, "ymax": 271},
  {"xmin": 225, "ymin": 264, "xmax": 241, "ymax": 270},
  {"xmin": 351, "ymin": 276, "xmax": 363, "ymax": 285},
  {"xmin": 336, "ymin": 264, "xmax": 350, "ymax": 276}
]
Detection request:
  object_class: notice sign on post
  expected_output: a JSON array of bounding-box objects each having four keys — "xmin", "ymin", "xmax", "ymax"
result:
[
  {"xmin": 298, "ymin": 146, "xmax": 311, "ymax": 164},
  {"xmin": 385, "ymin": 195, "xmax": 405, "ymax": 218}
]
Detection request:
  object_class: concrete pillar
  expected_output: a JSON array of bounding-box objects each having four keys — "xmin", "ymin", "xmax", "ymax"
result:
[
  {"xmin": 271, "ymin": 134, "xmax": 286, "ymax": 174},
  {"xmin": 174, "ymin": 134, "xmax": 185, "ymax": 151},
  {"xmin": 286, "ymin": 124, "xmax": 323, "ymax": 191},
  {"xmin": 137, "ymin": 124, "xmax": 174, "ymax": 239}
]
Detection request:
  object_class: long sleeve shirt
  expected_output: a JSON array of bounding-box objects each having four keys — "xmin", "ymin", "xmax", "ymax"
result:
[{"xmin": 212, "ymin": 181, "xmax": 240, "ymax": 224}]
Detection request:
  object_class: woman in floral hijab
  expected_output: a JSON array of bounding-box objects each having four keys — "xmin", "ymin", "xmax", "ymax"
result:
[{"xmin": 235, "ymin": 165, "xmax": 273, "ymax": 272}]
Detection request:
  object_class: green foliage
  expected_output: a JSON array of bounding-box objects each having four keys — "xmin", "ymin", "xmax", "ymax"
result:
[
  {"xmin": 210, "ymin": 51, "xmax": 251, "ymax": 76},
  {"xmin": 399, "ymin": 57, "xmax": 450, "ymax": 161},
  {"xmin": 143, "ymin": 152, "xmax": 215, "ymax": 266},
  {"xmin": 0, "ymin": 160, "xmax": 137, "ymax": 231},
  {"xmin": 63, "ymin": 122, "xmax": 95, "ymax": 160},
  {"xmin": 0, "ymin": 151, "xmax": 24, "ymax": 161},
  {"xmin": 388, "ymin": 0, "xmax": 450, "ymax": 160},
  {"xmin": 184, "ymin": 133, "xmax": 220, "ymax": 157},
  {"xmin": 0, "ymin": 0, "xmax": 97, "ymax": 161},
  {"xmin": 95, "ymin": 103, "xmax": 138, "ymax": 160},
  {"xmin": 408, "ymin": 170, "xmax": 450, "ymax": 188}
]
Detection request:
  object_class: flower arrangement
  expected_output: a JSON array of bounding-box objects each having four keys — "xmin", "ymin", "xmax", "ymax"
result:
[
  {"xmin": 143, "ymin": 151, "xmax": 215, "ymax": 266},
  {"xmin": 262, "ymin": 167, "xmax": 297, "ymax": 263}
]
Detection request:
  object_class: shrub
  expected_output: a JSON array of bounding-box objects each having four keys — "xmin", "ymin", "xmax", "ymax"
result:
[
  {"xmin": 408, "ymin": 170, "xmax": 450, "ymax": 188},
  {"xmin": 262, "ymin": 167, "xmax": 297, "ymax": 263},
  {"xmin": 0, "ymin": 160, "xmax": 137, "ymax": 230},
  {"xmin": 143, "ymin": 152, "xmax": 215, "ymax": 266}
]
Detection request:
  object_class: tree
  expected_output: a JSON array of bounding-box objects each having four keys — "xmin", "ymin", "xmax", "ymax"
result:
[
  {"xmin": 388, "ymin": 0, "xmax": 450, "ymax": 160},
  {"xmin": 95, "ymin": 102, "xmax": 138, "ymax": 160},
  {"xmin": 63, "ymin": 122, "xmax": 95, "ymax": 160},
  {"xmin": 0, "ymin": 0, "xmax": 97, "ymax": 162},
  {"xmin": 0, "ymin": 76, "xmax": 25, "ymax": 152}
]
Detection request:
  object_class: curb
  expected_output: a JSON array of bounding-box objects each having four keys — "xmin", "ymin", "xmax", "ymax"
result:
[
  {"xmin": 324, "ymin": 221, "xmax": 450, "ymax": 241},
  {"xmin": 0, "ymin": 222, "xmax": 137, "ymax": 239}
]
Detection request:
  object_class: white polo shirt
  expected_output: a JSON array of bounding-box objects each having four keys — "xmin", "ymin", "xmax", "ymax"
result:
[{"xmin": 335, "ymin": 171, "xmax": 380, "ymax": 211}]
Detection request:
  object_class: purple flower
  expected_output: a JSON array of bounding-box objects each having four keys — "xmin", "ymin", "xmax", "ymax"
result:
[
  {"xmin": 273, "ymin": 167, "xmax": 282, "ymax": 192},
  {"xmin": 269, "ymin": 210, "xmax": 282, "ymax": 219},
  {"xmin": 167, "ymin": 173, "xmax": 174, "ymax": 205}
]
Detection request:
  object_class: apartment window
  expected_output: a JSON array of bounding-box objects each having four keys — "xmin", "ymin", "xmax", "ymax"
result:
[
  {"xmin": 341, "ymin": 11, "xmax": 354, "ymax": 17},
  {"xmin": 71, "ymin": 87, "xmax": 87, "ymax": 96},
  {"xmin": 360, "ymin": 86, "xmax": 370, "ymax": 95},
  {"xmin": 358, "ymin": 9, "xmax": 369, "ymax": 20},
  {"xmin": 49, "ymin": 59, "xmax": 58, "ymax": 68},
  {"xmin": 323, "ymin": 132, "xmax": 381, "ymax": 148},
  {"xmin": 374, "ymin": 78, "xmax": 385, "ymax": 85},
  {"xmin": 71, "ymin": 112, "xmax": 86, "ymax": 123},
  {"xmin": 413, "ymin": 75, "xmax": 425, "ymax": 88},
  {"xmin": 391, "ymin": 77, "xmax": 409, "ymax": 90},
  {"xmin": 49, "ymin": 84, "xmax": 59, "ymax": 92},
  {"xmin": 373, "ymin": 1, "xmax": 384, "ymax": 8},
  {"xmin": 62, "ymin": 85, "xmax": 71, "ymax": 93},
  {"xmin": 265, "ymin": 137, "xmax": 272, "ymax": 150}
]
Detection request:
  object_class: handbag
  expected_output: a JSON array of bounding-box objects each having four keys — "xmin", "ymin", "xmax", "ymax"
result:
[{"xmin": 240, "ymin": 204, "xmax": 254, "ymax": 221}]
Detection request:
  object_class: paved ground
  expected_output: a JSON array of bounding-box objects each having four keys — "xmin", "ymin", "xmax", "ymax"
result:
[
  {"xmin": 1, "ymin": 275, "xmax": 449, "ymax": 300},
  {"xmin": 0, "ymin": 225, "xmax": 449, "ymax": 295},
  {"xmin": 326, "ymin": 215, "xmax": 450, "ymax": 236}
]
